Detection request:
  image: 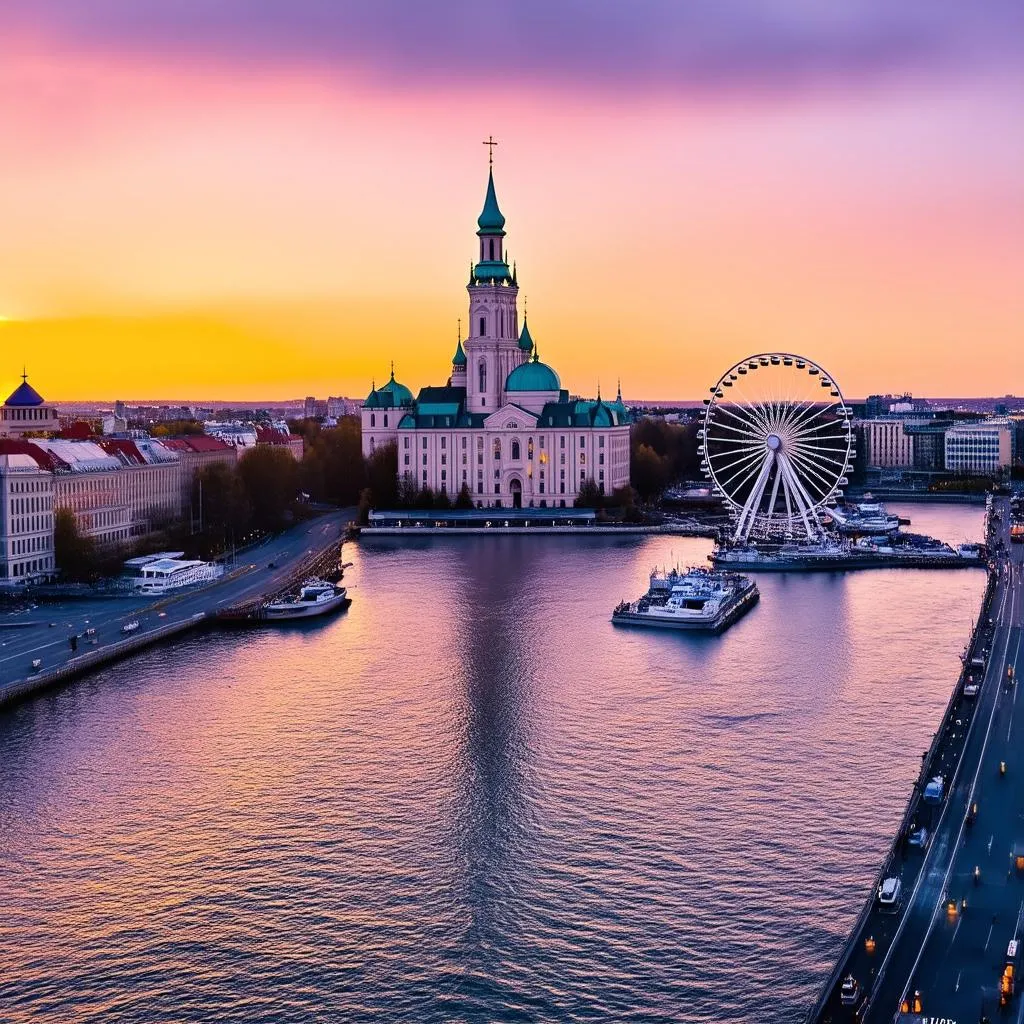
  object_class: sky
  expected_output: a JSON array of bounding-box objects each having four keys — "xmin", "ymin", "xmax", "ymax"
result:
[{"xmin": 0, "ymin": 2, "xmax": 1022, "ymax": 402}]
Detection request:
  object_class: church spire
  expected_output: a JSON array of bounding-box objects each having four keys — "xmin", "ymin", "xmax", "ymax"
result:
[{"xmin": 477, "ymin": 168, "xmax": 506, "ymax": 237}]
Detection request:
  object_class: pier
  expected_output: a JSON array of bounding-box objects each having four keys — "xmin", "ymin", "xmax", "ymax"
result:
[
  {"xmin": 809, "ymin": 495, "xmax": 1023, "ymax": 1023},
  {"xmin": 0, "ymin": 510, "xmax": 348, "ymax": 710}
]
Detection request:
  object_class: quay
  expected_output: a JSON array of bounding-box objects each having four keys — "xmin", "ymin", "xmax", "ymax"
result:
[
  {"xmin": 362, "ymin": 508, "xmax": 718, "ymax": 537},
  {"xmin": 0, "ymin": 510, "xmax": 348, "ymax": 710},
  {"xmin": 808, "ymin": 495, "xmax": 1023, "ymax": 1023}
]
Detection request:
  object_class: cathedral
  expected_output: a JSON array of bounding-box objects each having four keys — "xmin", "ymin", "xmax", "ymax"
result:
[{"xmin": 361, "ymin": 162, "xmax": 632, "ymax": 508}]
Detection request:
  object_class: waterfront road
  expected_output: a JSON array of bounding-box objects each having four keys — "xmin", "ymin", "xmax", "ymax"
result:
[
  {"xmin": 816, "ymin": 496, "xmax": 1024, "ymax": 1023},
  {"xmin": 0, "ymin": 510, "xmax": 348, "ymax": 693}
]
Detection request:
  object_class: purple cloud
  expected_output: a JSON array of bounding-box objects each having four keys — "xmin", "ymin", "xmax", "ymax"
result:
[{"xmin": 4, "ymin": 1, "xmax": 1023, "ymax": 90}]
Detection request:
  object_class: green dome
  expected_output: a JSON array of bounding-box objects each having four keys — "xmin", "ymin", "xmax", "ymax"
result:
[
  {"xmin": 373, "ymin": 369, "xmax": 414, "ymax": 407},
  {"xmin": 452, "ymin": 339, "xmax": 467, "ymax": 367},
  {"xmin": 505, "ymin": 351, "xmax": 560, "ymax": 393},
  {"xmin": 476, "ymin": 168, "xmax": 506, "ymax": 235},
  {"xmin": 517, "ymin": 317, "xmax": 535, "ymax": 353}
]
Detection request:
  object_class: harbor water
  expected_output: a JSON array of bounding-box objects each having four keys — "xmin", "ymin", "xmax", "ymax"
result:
[{"xmin": 0, "ymin": 504, "xmax": 986, "ymax": 1022}]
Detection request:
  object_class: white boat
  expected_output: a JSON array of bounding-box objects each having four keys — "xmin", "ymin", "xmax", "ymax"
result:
[
  {"xmin": 121, "ymin": 620, "xmax": 140, "ymax": 633},
  {"xmin": 613, "ymin": 567, "xmax": 758, "ymax": 633},
  {"xmin": 263, "ymin": 579, "xmax": 349, "ymax": 620},
  {"xmin": 125, "ymin": 555, "xmax": 224, "ymax": 595},
  {"xmin": 827, "ymin": 501, "xmax": 901, "ymax": 535}
]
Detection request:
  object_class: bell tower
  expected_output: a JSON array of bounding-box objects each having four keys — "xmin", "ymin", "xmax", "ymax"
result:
[{"xmin": 464, "ymin": 138, "xmax": 521, "ymax": 414}]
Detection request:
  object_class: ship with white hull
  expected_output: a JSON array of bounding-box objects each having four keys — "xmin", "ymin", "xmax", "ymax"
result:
[
  {"xmin": 263, "ymin": 579, "xmax": 350, "ymax": 620},
  {"xmin": 710, "ymin": 535, "xmax": 984, "ymax": 572},
  {"xmin": 613, "ymin": 567, "xmax": 759, "ymax": 633}
]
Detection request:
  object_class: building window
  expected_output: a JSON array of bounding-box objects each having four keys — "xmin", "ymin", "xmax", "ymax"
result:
[
  {"xmin": 495, "ymin": 483, "xmax": 501, "ymax": 494},
  {"xmin": 441, "ymin": 454, "xmax": 447, "ymax": 465},
  {"xmin": 383, "ymin": 414, "xmax": 388, "ymax": 427},
  {"xmin": 477, "ymin": 453, "xmax": 483, "ymax": 465},
  {"xmin": 423, "ymin": 454, "xmax": 427, "ymax": 466},
  {"xmin": 370, "ymin": 414, "xmax": 375, "ymax": 427},
  {"xmin": 479, "ymin": 317, "xmax": 486, "ymax": 337},
  {"xmin": 599, "ymin": 436, "xmax": 605, "ymax": 448},
  {"xmin": 440, "ymin": 437, "xmax": 446, "ymax": 449},
  {"xmin": 488, "ymin": 239, "xmax": 495, "ymax": 260},
  {"xmin": 462, "ymin": 437, "xmax": 467, "ymax": 449},
  {"xmin": 511, "ymin": 440, "xmax": 520, "ymax": 460},
  {"xmin": 422, "ymin": 437, "xmax": 428, "ymax": 449},
  {"xmin": 528, "ymin": 438, "xmax": 534, "ymax": 458},
  {"xmin": 580, "ymin": 437, "xmax": 585, "ymax": 449},
  {"xmin": 580, "ymin": 453, "xmax": 586, "ymax": 465},
  {"xmin": 560, "ymin": 483, "xmax": 565, "ymax": 494},
  {"xmin": 539, "ymin": 482, "xmax": 545, "ymax": 494},
  {"xmin": 493, "ymin": 438, "xmax": 501, "ymax": 459},
  {"xmin": 560, "ymin": 436, "xmax": 565, "ymax": 449},
  {"xmin": 404, "ymin": 437, "xmax": 410, "ymax": 449}
]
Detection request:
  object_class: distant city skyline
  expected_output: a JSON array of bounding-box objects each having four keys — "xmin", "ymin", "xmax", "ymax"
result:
[{"xmin": 1, "ymin": 2, "xmax": 1022, "ymax": 399}]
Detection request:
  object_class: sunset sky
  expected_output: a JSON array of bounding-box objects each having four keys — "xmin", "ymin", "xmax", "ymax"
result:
[{"xmin": 0, "ymin": 2, "xmax": 1022, "ymax": 401}]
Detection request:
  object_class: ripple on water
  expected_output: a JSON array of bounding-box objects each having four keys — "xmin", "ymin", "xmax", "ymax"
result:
[{"xmin": 0, "ymin": 505, "xmax": 986, "ymax": 1022}]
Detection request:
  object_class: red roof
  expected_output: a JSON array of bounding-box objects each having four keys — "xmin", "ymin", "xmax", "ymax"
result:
[
  {"xmin": 59, "ymin": 421, "xmax": 95, "ymax": 440},
  {"xmin": 0, "ymin": 438, "xmax": 56, "ymax": 471},
  {"xmin": 161, "ymin": 435, "xmax": 233, "ymax": 454},
  {"xmin": 100, "ymin": 438, "xmax": 145, "ymax": 464},
  {"xmin": 255, "ymin": 427, "xmax": 289, "ymax": 445}
]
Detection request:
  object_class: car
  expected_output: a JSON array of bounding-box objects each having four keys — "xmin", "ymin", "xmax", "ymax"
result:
[
  {"xmin": 908, "ymin": 827, "xmax": 929, "ymax": 848},
  {"xmin": 877, "ymin": 876, "xmax": 902, "ymax": 909},
  {"xmin": 839, "ymin": 974, "xmax": 861, "ymax": 1006},
  {"xmin": 964, "ymin": 679, "xmax": 980, "ymax": 698}
]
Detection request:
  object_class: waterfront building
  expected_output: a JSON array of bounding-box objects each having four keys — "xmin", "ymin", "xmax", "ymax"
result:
[
  {"xmin": 0, "ymin": 372, "xmax": 60, "ymax": 437},
  {"xmin": 361, "ymin": 163, "xmax": 632, "ymax": 507},
  {"xmin": 0, "ymin": 437, "xmax": 183, "ymax": 548},
  {"xmin": 0, "ymin": 453, "xmax": 56, "ymax": 585},
  {"xmin": 859, "ymin": 419, "xmax": 916, "ymax": 469},
  {"xmin": 944, "ymin": 421, "xmax": 1012, "ymax": 474}
]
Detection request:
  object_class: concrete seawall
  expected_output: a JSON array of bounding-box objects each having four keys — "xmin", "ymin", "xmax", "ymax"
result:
[{"xmin": 0, "ymin": 615, "xmax": 210, "ymax": 709}]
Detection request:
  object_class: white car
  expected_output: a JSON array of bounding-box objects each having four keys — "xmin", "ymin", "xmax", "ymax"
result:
[{"xmin": 877, "ymin": 876, "xmax": 902, "ymax": 909}]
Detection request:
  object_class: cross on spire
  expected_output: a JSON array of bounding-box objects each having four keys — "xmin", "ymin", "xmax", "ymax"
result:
[
  {"xmin": 457, "ymin": 317, "xmax": 461, "ymax": 342},
  {"xmin": 482, "ymin": 135, "xmax": 498, "ymax": 166},
  {"xmin": 21, "ymin": 366, "xmax": 27, "ymax": 383}
]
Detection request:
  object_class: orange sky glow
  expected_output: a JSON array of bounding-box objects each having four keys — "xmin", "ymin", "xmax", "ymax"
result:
[{"xmin": 0, "ymin": 27, "xmax": 1022, "ymax": 402}]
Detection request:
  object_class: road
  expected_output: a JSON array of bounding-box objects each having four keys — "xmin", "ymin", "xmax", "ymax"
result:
[
  {"xmin": 813, "ymin": 496, "xmax": 1023, "ymax": 1023},
  {"xmin": 0, "ymin": 510, "xmax": 348, "ymax": 696}
]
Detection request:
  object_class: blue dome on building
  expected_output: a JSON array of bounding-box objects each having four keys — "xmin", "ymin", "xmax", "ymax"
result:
[
  {"xmin": 5, "ymin": 375, "xmax": 44, "ymax": 407},
  {"xmin": 505, "ymin": 351, "xmax": 560, "ymax": 393}
]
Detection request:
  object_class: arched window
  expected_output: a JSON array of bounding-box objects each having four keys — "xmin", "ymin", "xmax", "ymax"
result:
[
  {"xmin": 383, "ymin": 414, "xmax": 388, "ymax": 427},
  {"xmin": 511, "ymin": 440, "xmax": 521, "ymax": 460},
  {"xmin": 370, "ymin": 414, "xmax": 376, "ymax": 427},
  {"xmin": 489, "ymin": 239, "xmax": 495, "ymax": 260},
  {"xmin": 479, "ymin": 360, "xmax": 487, "ymax": 394},
  {"xmin": 493, "ymin": 438, "xmax": 501, "ymax": 459}
]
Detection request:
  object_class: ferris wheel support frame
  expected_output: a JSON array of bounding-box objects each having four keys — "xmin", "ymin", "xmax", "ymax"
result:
[{"xmin": 701, "ymin": 352, "xmax": 853, "ymax": 545}]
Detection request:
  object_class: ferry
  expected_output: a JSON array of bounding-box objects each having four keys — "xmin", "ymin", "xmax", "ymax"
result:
[
  {"xmin": 711, "ymin": 533, "xmax": 980, "ymax": 571},
  {"xmin": 826, "ymin": 500, "xmax": 901, "ymax": 536},
  {"xmin": 612, "ymin": 567, "xmax": 759, "ymax": 633},
  {"xmin": 263, "ymin": 579, "xmax": 349, "ymax": 621}
]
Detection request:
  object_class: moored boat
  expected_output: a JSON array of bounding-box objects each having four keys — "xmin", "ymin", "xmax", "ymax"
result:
[
  {"xmin": 263, "ymin": 579, "xmax": 349, "ymax": 620},
  {"xmin": 612, "ymin": 566, "xmax": 758, "ymax": 633}
]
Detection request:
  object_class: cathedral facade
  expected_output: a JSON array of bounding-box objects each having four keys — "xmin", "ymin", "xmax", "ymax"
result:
[{"xmin": 361, "ymin": 166, "xmax": 632, "ymax": 508}]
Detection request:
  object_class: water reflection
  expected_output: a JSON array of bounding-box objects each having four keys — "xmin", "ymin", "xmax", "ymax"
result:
[{"xmin": 0, "ymin": 506, "xmax": 988, "ymax": 1023}]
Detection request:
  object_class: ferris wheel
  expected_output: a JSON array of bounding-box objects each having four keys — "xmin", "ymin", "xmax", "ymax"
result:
[{"xmin": 700, "ymin": 354, "xmax": 854, "ymax": 543}]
